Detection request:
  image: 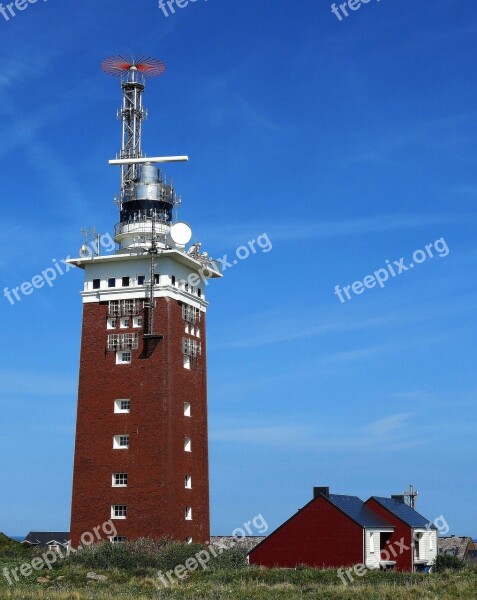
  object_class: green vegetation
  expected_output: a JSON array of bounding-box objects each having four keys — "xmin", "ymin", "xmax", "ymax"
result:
[{"xmin": 0, "ymin": 535, "xmax": 476, "ymax": 599}]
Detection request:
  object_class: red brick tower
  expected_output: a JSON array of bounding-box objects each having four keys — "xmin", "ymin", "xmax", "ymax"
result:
[{"xmin": 69, "ymin": 57, "xmax": 220, "ymax": 547}]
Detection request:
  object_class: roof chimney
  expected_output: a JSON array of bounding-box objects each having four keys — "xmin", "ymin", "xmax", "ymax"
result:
[
  {"xmin": 391, "ymin": 495, "xmax": 406, "ymax": 504},
  {"xmin": 314, "ymin": 487, "xmax": 330, "ymax": 499}
]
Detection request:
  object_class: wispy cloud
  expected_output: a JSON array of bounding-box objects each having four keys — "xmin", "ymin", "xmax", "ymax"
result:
[
  {"xmin": 200, "ymin": 213, "xmax": 469, "ymax": 249},
  {"xmin": 0, "ymin": 370, "xmax": 76, "ymax": 397},
  {"xmin": 211, "ymin": 413, "xmax": 423, "ymax": 452},
  {"xmin": 212, "ymin": 313, "xmax": 390, "ymax": 350}
]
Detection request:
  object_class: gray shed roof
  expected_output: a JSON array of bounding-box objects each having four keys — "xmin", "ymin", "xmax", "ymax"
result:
[{"xmin": 23, "ymin": 532, "xmax": 70, "ymax": 546}]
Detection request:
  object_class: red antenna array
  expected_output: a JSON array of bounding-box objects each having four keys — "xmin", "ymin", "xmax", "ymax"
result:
[{"xmin": 101, "ymin": 56, "xmax": 167, "ymax": 78}]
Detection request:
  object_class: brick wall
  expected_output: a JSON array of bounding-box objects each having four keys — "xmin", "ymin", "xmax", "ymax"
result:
[{"xmin": 70, "ymin": 296, "xmax": 210, "ymax": 546}]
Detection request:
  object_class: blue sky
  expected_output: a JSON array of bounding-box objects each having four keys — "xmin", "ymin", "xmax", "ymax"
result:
[{"xmin": 0, "ymin": 0, "xmax": 476, "ymax": 538}]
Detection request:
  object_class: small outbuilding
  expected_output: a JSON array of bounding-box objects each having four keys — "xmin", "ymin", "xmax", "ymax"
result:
[
  {"xmin": 22, "ymin": 532, "xmax": 70, "ymax": 552},
  {"xmin": 438, "ymin": 536, "xmax": 476, "ymax": 561},
  {"xmin": 249, "ymin": 487, "xmax": 439, "ymax": 572},
  {"xmin": 249, "ymin": 487, "xmax": 394, "ymax": 569}
]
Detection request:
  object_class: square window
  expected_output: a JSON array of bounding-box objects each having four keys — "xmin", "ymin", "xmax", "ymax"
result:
[
  {"xmin": 110, "ymin": 536, "xmax": 126, "ymax": 544},
  {"xmin": 184, "ymin": 437, "xmax": 191, "ymax": 452},
  {"xmin": 122, "ymin": 276, "xmax": 130, "ymax": 287},
  {"xmin": 183, "ymin": 355, "xmax": 191, "ymax": 370},
  {"xmin": 137, "ymin": 275, "xmax": 145, "ymax": 286},
  {"xmin": 185, "ymin": 475, "xmax": 192, "ymax": 489},
  {"xmin": 186, "ymin": 537, "xmax": 193, "ymax": 544},
  {"xmin": 116, "ymin": 351, "xmax": 131, "ymax": 365},
  {"xmin": 185, "ymin": 506, "xmax": 192, "ymax": 521},
  {"xmin": 184, "ymin": 403, "xmax": 191, "ymax": 417},
  {"xmin": 107, "ymin": 318, "xmax": 116, "ymax": 330},
  {"xmin": 120, "ymin": 317, "xmax": 129, "ymax": 329},
  {"xmin": 133, "ymin": 316, "xmax": 143, "ymax": 328},
  {"xmin": 111, "ymin": 505, "xmax": 127, "ymax": 519},
  {"xmin": 114, "ymin": 399, "xmax": 130, "ymax": 414},
  {"xmin": 113, "ymin": 435, "xmax": 129, "ymax": 449},
  {"xmin": 154, "ymin": 274, "xmax": 160, "ymax": 285},
  {"xmin": 108, "ymin": 278, "xmax": 116, "ymax": 288},
  {"xmin": 93, "ymin": 279, "xmax": 101, "ymax": 290},
  {"xmin": 112, "ymin": 473, "xmax": 128, "ymax": 487}
]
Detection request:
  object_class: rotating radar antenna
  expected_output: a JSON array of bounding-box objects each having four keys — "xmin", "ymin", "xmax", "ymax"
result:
[{"xmin": 101, "ymin": 56, "xmax": 170, "ymax": 200}]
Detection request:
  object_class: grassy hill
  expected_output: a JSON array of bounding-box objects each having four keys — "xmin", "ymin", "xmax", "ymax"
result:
[{"xmin": 0, "ymin": 538, "xmax": 475, "ymax": 599}]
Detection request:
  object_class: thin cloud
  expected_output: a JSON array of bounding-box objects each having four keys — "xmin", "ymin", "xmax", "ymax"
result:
[
  {"xmin": 211, "ymin": 413, "xmax": 422, "ymax": 452},
  {"xmin": 199, "ymin": 213, "xmax": 469, "ymax": 248}
]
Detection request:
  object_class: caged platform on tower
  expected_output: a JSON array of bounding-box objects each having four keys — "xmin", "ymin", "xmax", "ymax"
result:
[{"xmin": 68, "ymin": 56, "xmax": 221, "ymax": 547}]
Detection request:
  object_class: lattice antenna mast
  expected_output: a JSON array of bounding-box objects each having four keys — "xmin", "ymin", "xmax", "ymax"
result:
[
  {"xmin": 404, "ymin": 484, "xmax": 419, "ymax": 509},
  {"xmin": 101, "ymin": 56, "xmax": 167, "ymax": 202},
  {"xmin": 119, "ymin": 67, "xmax": 146, "ymax": 196}
]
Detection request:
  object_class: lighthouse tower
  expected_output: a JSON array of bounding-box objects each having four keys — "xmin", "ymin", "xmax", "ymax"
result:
[{"xmin": 69, "ymin": 57, "xmax": 220, "ymax": 546}]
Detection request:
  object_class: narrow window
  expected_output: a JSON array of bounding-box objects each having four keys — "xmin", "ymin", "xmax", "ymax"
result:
[
  {"xmin": 196, "ymin": 328, "xmax": 200, "ymax": 338},
  {"xmin": 154, "ymin": 274, "xmax": 160, "ymax": 285},
  {"xmin": 116, "ymin": 351, "xmax": 131, "ymax": 365},
  {"xmin": 137, "ymin": 275, "xmax": 145, "ymax": 286},
  {"xmin": 183, "ymin": 355, "xmax": 191, "ymax": 370},
  {"xmin": 369, "ymin": 532, "xmax": 375, "ymax": 554},
  {"xmin": 185, "ymin": 323, "xmax": 189, "ymax": 334},
  {"xmin": 172, "ymin": 275, "xmax": 176, "ymax": 286},
  {"xmin": 93, "ymin": 279, "xmax": 100, "ymax": 290},
  {"xmin": 122, "ymin": 276, "xmax": 130, "ymax": 287},
  {"xmin": 185, "ymin": 475, "xmax": 192, "ymax": 489},
  {"xmin": 198, "ymin": 288, "xmax": 202, "ymax": 298},
  {"xmin": 114, "ymin": 399, "xmax": 130, "ymax": 414},
  {"xmin": 111, "ymin": 505, "xmax": 127, "ymax": 519},
  {"xmin": 184, "ymin": 402, "xmax": 191, "ymax": 417},
  {"xmin": 112, "ymin": 473, "xmax": 128, "ymax": 487},
  {"xmin": 185, "ymin": 506, "xmax": 192, "ymax": 521},
  {"xmin": 184, "ymin": 437, "xmax": 191, "ymax": 452},
  {"xmin": 429, "ymin": 533, "xmax": 433, "ymax": 551},
  {"xmin": 108, "ymin": 278, "xmax": 116, "ymax": 288},
  {"xmin": 113, "ymin": 435, "xmax": 129, "ymax": 449}
]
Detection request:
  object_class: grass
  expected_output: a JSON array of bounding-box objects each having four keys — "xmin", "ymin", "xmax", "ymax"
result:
[{"xmin": 0, "ymin": 535, "xmax": 476, "ymax": 599}]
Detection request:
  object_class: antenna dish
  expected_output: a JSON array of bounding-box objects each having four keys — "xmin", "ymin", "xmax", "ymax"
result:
[
  {"xmin": 169, "ymin": 222, "xmax": 192, "ymax": 247},
  {"xmin": 101, "ymin": 56, "xmax": 166, "ymax": 78}
]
